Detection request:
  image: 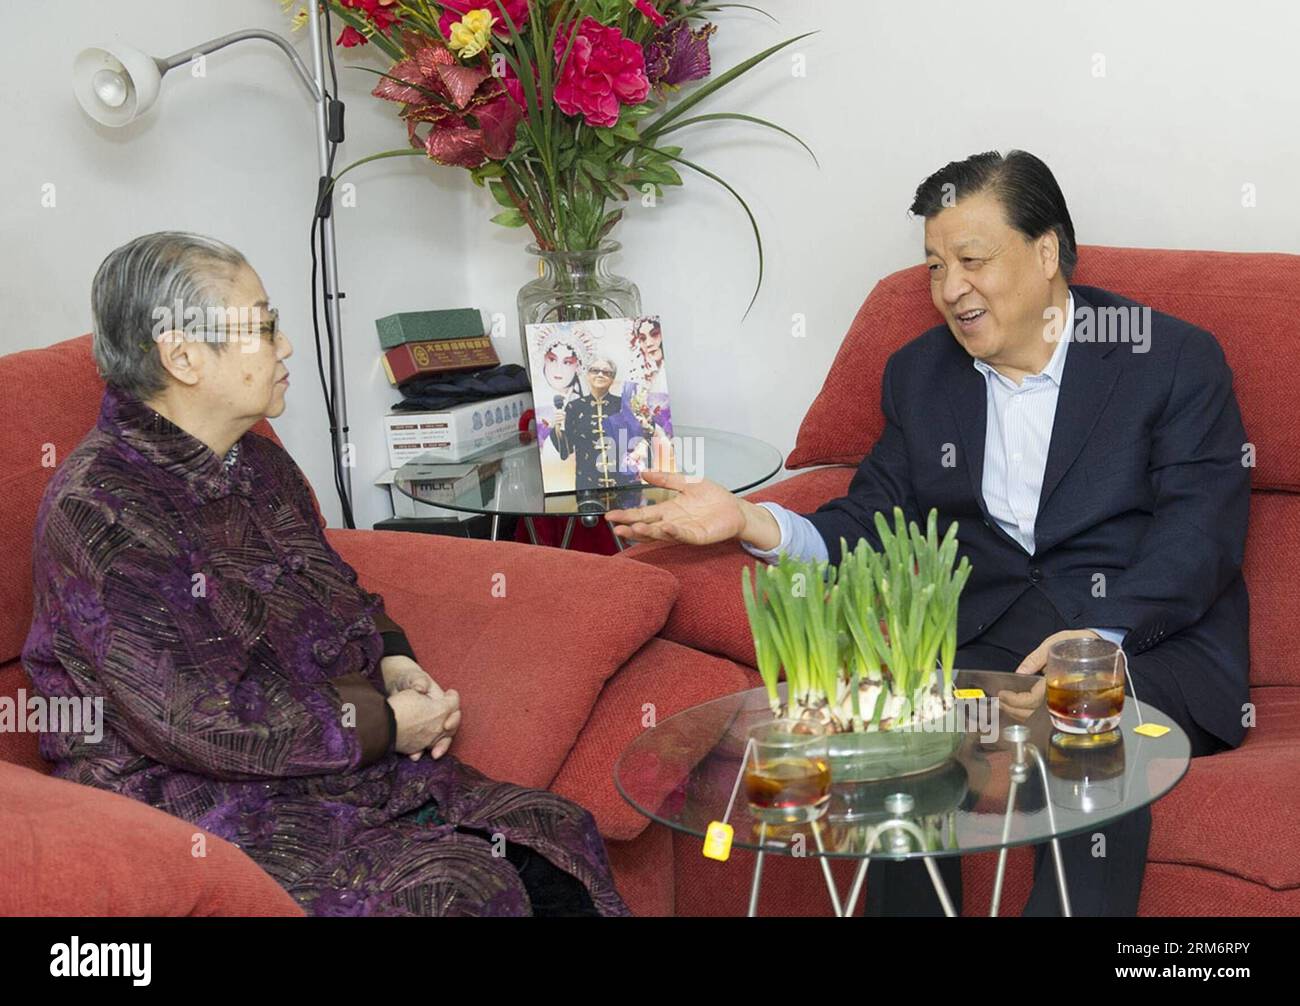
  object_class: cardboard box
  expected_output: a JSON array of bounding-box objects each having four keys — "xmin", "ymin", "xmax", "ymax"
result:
[
  {"xmin": 381, "ymin": 337, "xmax": 500, "ymax": 385},
  {"xmin": 376, "ymin": 308, "xmax": 486, "ymax": 350},
  {"xmin": 383, "ymin": 392, "xmax": 532, "ymax": 468},
  {"xmin": 374, "ymin": 458, "xmax": 503, "ymax": 520}
]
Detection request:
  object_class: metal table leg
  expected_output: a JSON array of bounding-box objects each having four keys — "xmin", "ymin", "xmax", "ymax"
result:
[
  {"xmin": 990, "ymin": 724, "xmax": 1073, "ymax": 917},
  {"xmin": 747, "ymin": 822, "xmax": 768, "ymax": 917},
  {"xmin": 489, "ymin": 514, "xmax": 500, "ymax": 542},
  {"xmin": 523, "ymin": 515, "xmax": 539, "ymax": 545},
  {"xmin": 810, "ymin": 819, "xmax": 844, "ymax": 917},
  {"xmin": 558, "ymin": 516, "xmax": 576, "ymax": 550}
]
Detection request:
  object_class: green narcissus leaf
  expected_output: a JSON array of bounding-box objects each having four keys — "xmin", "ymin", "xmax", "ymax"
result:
[{"xmin": 489, "ymin": 209, "xmax": 527, "ymax": 228}]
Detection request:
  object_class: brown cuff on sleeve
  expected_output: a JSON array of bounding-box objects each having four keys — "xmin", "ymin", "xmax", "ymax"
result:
[
  {"xmin": 332, "ymin": 672, "xmax": 394, "ymax": 768},
  {"xmin": 373, "ymin": 611, "xmax": 403, "ymax": 635},
  {"xmin": 373, "ymin": 611, "xmax": 417, "ymax": 661}
]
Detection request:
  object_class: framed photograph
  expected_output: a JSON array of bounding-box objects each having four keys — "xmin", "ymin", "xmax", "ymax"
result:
[{"xmin": 526, "ymin": 316, "xmax": 675, "ymax": 494}]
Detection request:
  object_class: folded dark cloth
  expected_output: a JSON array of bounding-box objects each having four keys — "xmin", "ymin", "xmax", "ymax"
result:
[{"xmin": 395, "ymin": 364, "xmax": 531, "ymax": 411}]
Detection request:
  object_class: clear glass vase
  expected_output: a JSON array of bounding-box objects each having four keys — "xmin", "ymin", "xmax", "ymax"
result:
[{"xmin": 516, "ymin": 241, "xmax": 641, "ymax": 376}]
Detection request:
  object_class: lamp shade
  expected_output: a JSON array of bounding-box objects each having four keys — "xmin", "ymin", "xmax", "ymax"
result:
[{"xmin": 73, "ymin": 43, "xmax": 163, "ymax": 126}]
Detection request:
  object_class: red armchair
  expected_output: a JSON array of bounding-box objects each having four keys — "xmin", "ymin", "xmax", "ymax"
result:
[
  {"xmin": 0, "ymin": 334, "xmax": 753, "ymax": 917},
  {"xmin": 619, "ymin": 245, "xmax": 1300, "ymax": 915}
]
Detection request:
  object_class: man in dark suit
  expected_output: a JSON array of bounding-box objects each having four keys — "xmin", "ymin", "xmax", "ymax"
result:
[{"xmin": 604, "ymin": 149, "xmax": 1250, "ymax": 916}]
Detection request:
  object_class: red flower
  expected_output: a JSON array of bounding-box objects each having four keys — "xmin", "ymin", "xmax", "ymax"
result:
[
  {"xmin": 633, "ymin": 0, "xmax": 668, "ymax": 28},
  {"xmin": 437, "ymin": 0, "xmax": 531, "ymax": 40},
  {"xmin": 335, "ymin": 0, "xmax": 399, "ymax": 46},
  {"xmin": 336, "ymin": 25, "xmax": 368, "ymax": 48},
  {"xmin": 372, "ymin": 41, "xmax": 521, "ymax": 168},
  {"xmin": 553, "ymin": 18, "xmax": 651, "ymax": 128}
]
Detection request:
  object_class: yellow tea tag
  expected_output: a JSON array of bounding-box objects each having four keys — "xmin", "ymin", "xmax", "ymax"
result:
[
  {"xmin": 1134, "ymin": 723, "xmax": 1171, "ymax": 738},
  {"xmin": 954, "ymin": 688, "xmax": 986, "ymax": 699},
  {"xmin": 703, "ymin": 821, "xmax": 734, "ymax": 862}
]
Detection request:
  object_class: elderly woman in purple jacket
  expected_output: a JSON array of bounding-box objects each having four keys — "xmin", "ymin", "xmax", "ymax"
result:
[{"xmin": 21, "ymin": 232, "xmax": 628, "ymax": 918}]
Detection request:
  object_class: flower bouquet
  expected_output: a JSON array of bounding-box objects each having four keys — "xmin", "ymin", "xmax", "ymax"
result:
[{"xmin": 300, "ymin": 0, "xmax": 815, "ymax": 312}]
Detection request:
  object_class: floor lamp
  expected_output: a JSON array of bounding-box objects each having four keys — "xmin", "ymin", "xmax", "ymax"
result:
[{"xmin": 72, "ymin": 11, "xmax": 355, "ymax": 524}]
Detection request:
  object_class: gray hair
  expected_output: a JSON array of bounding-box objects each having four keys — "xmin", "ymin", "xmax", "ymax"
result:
[
  {"xmin": 90, "ymin": 231, "xmax": 248, "ymax": 399},
  {"xmin": 591, "ymin": 357, "xmax": 618, "ymax": 378}
]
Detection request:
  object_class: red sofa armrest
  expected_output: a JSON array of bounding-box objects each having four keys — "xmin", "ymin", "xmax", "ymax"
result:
[
  {"xmin": 0, "ymin": 762, "xmax": 303, "ymax": 916},
  {"xmin": 616, "ymin": 467, "xmax": 854, "ymax": 664},
  {"xmin": 327, "ymin": 529, "xmax": 681, "ymax": 789}
]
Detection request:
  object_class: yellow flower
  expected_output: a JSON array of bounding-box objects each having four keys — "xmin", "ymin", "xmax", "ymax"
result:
[{"xmin": 447, "ymin": 10, "xmax": 497, "ymax": 59}]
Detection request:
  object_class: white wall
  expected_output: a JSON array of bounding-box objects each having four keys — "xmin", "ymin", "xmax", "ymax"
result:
[
  {"xmin": 0, "ymin": 0, "xmax": 468, "ymax": 528},
  {"xmin": 4, "ymin": 0, "xmax": 1299, "ymax": 529}
]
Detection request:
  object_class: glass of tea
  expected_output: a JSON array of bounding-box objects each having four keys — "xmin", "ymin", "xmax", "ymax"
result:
[
  {"xmin": 1046, "ymin": 637, "xmax": 1126, "ymax": 748},
  {"xmin": 742, "ymin": 718, "xmax": 832, "ymax": 824}
]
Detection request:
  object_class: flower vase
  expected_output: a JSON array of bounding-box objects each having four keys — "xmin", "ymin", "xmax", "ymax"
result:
[{"xmin": 516, "ymin": 241, "xmax": 641, "ymax": 376}]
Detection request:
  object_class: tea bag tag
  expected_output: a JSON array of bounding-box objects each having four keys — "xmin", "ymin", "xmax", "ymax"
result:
[
  {"xmin": 954, "ymin": 688, "xmax": 985, "ymax": 700},
  {"xmin": 703, "ymin": 821, "xmax": 735, "ymax": 861},
  {"xmin": 704, "ymin": 737, "xmax": 755, "ymax": 863},
  {"xmin": 1133, "ymin": 722, "xmax": 1170, "ymax": 738}
]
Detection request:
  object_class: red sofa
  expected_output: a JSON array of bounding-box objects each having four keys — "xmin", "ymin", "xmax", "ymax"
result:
[
  {"xmin": 0, "ymin": 334, "xmax": 756, "ymax": 917},
  {"xmin": 619, "ymin": 245, "xmax": 1300, "ymax": 915}
]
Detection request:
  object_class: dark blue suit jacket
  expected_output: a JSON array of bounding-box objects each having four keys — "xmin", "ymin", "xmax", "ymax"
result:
[{"xmin": 803, "ymin": 285, "xmax": 1251, "ymax": 747}]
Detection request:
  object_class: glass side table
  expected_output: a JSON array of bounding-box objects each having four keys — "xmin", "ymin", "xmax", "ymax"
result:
[
  {"xmin": 614, "ymin": 670, "xmax": 1191, "ymax": 917},
  {"xmin": 392, "ymin": 424, "xmax": 783, "ymax": 550}
]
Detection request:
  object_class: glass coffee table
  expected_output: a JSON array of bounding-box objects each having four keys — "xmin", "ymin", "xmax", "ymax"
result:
[
  {"xmin": 614, "ymin": 669, "xmax": 1191, "ymax": 917},
  {"xmin": 392, "ymin": 424, "xmax": 783, "ymax": 549}
]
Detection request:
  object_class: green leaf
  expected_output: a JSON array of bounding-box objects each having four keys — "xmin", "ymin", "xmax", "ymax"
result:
[
  {"xmin": 655, "ymin": 113, "xmax": 820, "ymax": 168},
  {"xmin": 488, "ymin": 180, "xmax": 516, "ymax": 208},
  {"xmin": 580, "ymin": 158, "xmax": 610, "ymax": 181},
  {"xmin": 490, "ymin": 208, "xmax": 527, "ymax": 228}
]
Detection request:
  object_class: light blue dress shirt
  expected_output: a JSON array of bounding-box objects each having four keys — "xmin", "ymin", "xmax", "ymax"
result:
[{"xmin": 743, "ymin": 292, "xmax": 1124, "ymax": 648}]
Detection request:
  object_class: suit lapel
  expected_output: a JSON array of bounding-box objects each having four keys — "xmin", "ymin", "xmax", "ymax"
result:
[
  {"xmin": 941, "ymin": 340, "xmax": 993, "ymax": 521},
  {"xmin": 1034, "ymin": 286, "xmax": 1122, "ymax": 544}
]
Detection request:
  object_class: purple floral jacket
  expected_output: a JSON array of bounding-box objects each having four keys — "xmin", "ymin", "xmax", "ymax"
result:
[{"xmin": 22, "ymin": 386, "xmax": 628, "ymax": 916}]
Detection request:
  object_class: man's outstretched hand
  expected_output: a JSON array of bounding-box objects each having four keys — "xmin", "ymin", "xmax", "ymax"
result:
[{"xmin": 604, "ymin": 471, "xmax": 781, "ymax": 549}]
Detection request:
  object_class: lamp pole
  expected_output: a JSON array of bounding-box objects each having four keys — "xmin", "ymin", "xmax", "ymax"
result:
[{"xmin": 306, "ymin": 6, "xmax": 354, "ymax": 515}]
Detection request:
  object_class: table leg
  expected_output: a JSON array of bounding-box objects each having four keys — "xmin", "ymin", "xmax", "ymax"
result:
[
  {"xmin": 841, "ymin": 857, "xmax": 872, "ymax": 917},
  {"xmin": 559, "ymin": 516, "xmax": 576, "ymax": 550},
  {"xmin": 990, "ymin": 777, "xmax": 1021, "ymax": 918},
  {"xmin": 1027, "ymin": 746, "xmax": 1073, "ymax": 918},
  {"xmin": 611, "ymin": 527, "xmax": 627, "ymax": 552},
  {"xmin": 924, "ymin": 857, "xmax": 958, "ymax": 918},
  {"xmin": 489, "ymin": 514, "xmax": 500, "ymax": 542},
  {"xmin": 810, "ymin": 819, "xmax": 843, "ymax": 917},
  {"xmin": 747, "ymin": 822, "xmax": 768, "ymax": 918},
  {"xmin": 523, "ymin": 516, "xmax": 539, "ymax": 545}
]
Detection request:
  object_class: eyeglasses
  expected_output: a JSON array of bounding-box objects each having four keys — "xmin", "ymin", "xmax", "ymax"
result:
[
  {"xmin": 587, "ymin": 366, "xmax": 615, "ymax": 378},
  {"xmin": 238, "ymin": 305, "xmax": 279, "ymax": 343},
  {"xmin": 201, "ymin": 305, "xmax": 280, "ymax": 344}
]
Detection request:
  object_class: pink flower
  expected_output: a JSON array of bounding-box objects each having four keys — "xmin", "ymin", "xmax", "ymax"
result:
[
  {"xmin": 437, "ymin": 0, "xmax": 531, "ymax": 41},
  {"xmin": 553, "ymin": 18, "xmax": 651, "ymax": 128},
  {"xmin": 633, "ymin": 1, "xmax": 668, "ymax": 28}
]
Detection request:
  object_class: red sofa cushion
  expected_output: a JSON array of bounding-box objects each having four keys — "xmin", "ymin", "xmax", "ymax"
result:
[
  {"xmin": 787, "ymin": 245, "xmax": 1300, "ymax": 495},
  {"xmin": 1146, "ymin": 685, "xmax": 1300, "ymax": 891},
  {"xmin": 328, "ymin": 529, "xmax": 680, "ymax": 790},
  {"xmin": 549, "ymin": 636, "xmax": 753, "ymax": 841},
  {"xmin": 0, "ymin": 761, "xmax": 303, "ymax": 916}
]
